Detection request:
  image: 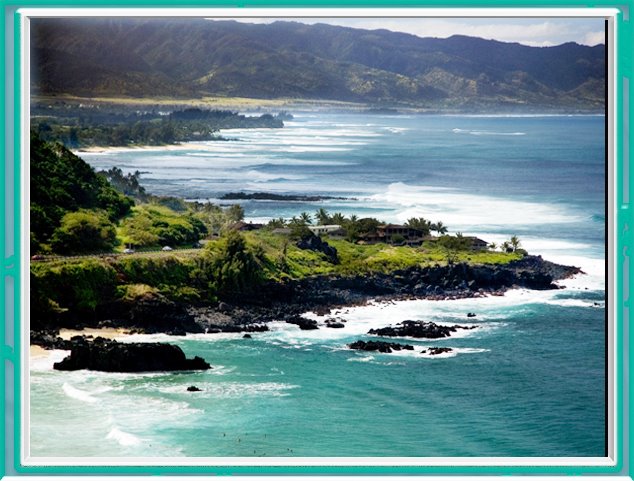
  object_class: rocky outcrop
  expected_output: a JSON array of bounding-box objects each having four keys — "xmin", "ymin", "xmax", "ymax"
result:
[
  {"xmin": 286, "ymin": 316, "xmax": 319, "ymax": 330},
  {"xmin": 423, "ymin": 347, "xmax": 453, "ymax": 356},
  {"xmin": 296, "ymin": 235, "xmax": 339, "ymax": 264},
  {"xmin": 368, "ymin": 320, "xmax": 476, "ymax": 339},
  {"xmin": 53, "ymin": 337, "xmax": 211, "ymax": 372},
  {"xmin": 349, "ymin": 340, "xmax": 414, "ymax": 353}
]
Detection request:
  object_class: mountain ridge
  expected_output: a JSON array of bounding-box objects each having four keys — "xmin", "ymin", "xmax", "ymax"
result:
[{"xmin": 30, "ymin": 18, "xmax": 605, "ymax": 110}]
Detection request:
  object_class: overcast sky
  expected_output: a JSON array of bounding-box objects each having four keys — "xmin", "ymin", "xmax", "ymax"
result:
[{"xmin": 220, "ymin": 17, "xmax": 605, "ymax": 47}]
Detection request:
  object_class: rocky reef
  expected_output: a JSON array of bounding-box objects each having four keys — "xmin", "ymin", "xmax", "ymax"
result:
[
  {"xmin": 53, "ymin": 337, "xmax": 211, "ymax": 372},
  {"xmin": 349, "ymin": 340, "xmax": 414, "ymax": 353},
  {"xmin": 368, "ymin": 320, "xmax": 476, "ymax": 339}
]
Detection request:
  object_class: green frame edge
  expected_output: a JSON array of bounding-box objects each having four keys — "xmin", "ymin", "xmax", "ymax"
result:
[{"xmin": 1, "ymin": 0, "xmax": 632, "ymax": 476}]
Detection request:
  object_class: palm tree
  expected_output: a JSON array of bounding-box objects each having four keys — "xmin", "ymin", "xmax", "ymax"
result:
[
  {"xmin": 348, "ymin": 214, "xmax": 358, "ymax": 223},
  {"xmin": 488, "ymin": 242, "xmax": 498, "ymax": 251},
  {"xmin": 315, "ymin": 208, "xmax": 330, "ymax": 225},
  {"xmin": 267, "ymin": 217, "xmax": 287, "ymax": 229},
  {"xmin": 405, "ymin": 217, "xmax": 431, "ymax": 236},
  {"xmin": 510, "ymin": 235, "xmax": 521, "ymax": 252},
  {"xmin": 299, "ymin": 212, "xmax": 313, "ymax": 225},
  {"xmin": 330, "ymin": 212, "xmax": 346, "ymax": 225},
  {"xmin": 432, "ymin": 221, "xmax": 448, "ymax": 235},
  {"xmin": 501, "ymin": 241, "xmax": 511, "ymax": 252}
]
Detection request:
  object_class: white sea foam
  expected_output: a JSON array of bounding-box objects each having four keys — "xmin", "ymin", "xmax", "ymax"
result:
[
  {"xmin": 106, "ymin": 427, "xmax": 141, "ymax": 446},
  {"xmin": 155, "ymin": 381, "xmax": 299, "ymax": 398},
  {"xmin": 347, "ymin": 346, "xmax": 489, "ymax": 362},
  {"xmin": 366, "ymin": 183, "xmax": 579, "ymax": 228},
  {"xmin": 30, "ymin": 349, "xmax": 69, "ymax": 371},
  {"xmin": 452, "ymin": 128, "xmax": 526, "ymax": 136},
  {"xmin": 62, "ymin": 383, "xmax": 99, "ymax": 403}
]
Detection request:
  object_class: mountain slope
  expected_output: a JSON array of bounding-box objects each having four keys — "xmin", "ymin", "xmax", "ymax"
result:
[{"xmin": 30, "ymin": 18, "xmax": 605, "ymax": 109}]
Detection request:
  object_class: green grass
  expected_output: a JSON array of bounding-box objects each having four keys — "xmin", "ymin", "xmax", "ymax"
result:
[{"xmin": 244, "ymin": 232, "xmax": 522, "ymax": 280}]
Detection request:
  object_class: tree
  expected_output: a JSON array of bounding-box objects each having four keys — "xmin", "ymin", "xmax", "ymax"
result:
[
  {"xmin": 501, "ymin": 241, "xmax": 512, "ymax": 252},
  {"xmin": 510, "ymin": 235, "xmax": 521, "ymax": 252},
  {"xmin": 225, "ymin": 204, "xmax": 245, "ymax": 223},
  {"xmin": 431, "ymin": 221, "xmax": 448, "ymax": 235},
  {"xmin": 299, "ymin": 212, "xmax": 313, "ymax": 225},
  {"xmin": 267, "ymin": 217, "xmax": 287, "ymax": 229},
  {"xmin": 120, "ymin": 211, "xmax": 160, "ymax": 247},
  {"xmin": 405, "ymin": 217, "xmax": 431, "ymax": 236},
  {"xmin": 437, "ymin": 235, "xmax": 470, "ymax": 264},
  {"xmin": 288, "ymin": 216, "xmax": 313, "ymax": 240},
  {"xmin": 50, "ymin": 209, "xmax": 117, "ymax": 254},
  {"xmin": 315, "ymin": 208, "xmax": 330, "ymax": 225},
  {"xmin": 330, "ymin": 212, "xmax": 346, "ymax": 225},
  {"xmin": 207, "ymin": 231, "xmax": 263, "ymax": 297},
  {"xmin": 488, "ymin": 242, "xmax": 498, "ymax": 251}
]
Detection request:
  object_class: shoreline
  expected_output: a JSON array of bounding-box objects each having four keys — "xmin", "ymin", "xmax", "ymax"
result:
[
  {"xmin": 30, "ymin": 256, "xmax": 585, "ymax": 351},
  {"xmin": 73, "ymin": 142, "xmax": 216, "ymax": 155}
]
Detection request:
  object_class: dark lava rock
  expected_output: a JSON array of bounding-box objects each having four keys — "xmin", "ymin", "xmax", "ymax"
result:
[
  {"xmin": 296, "ymin": 234, "xmax": 339, "ymax": 264},
  {"xmin": 31, "ymin": 330, "xmax": 72, "ymax": 350},
  {"xmin": 218, "ymin": 324, "xmax": 269, "ymax": 333},
  {"xmin": 467, "ymin": 312, "xmax": 477, "ymax": 318},
  {"xmin": 218, "ymin": 302, "xmax": 232, "ymax": 313},
  {"xmin": 423, "ymin": 347, "xmax": 453, "ymax": 356},
  {"xmin": 286, "ymin": 316, "xmax": 319, "ymax": 330},
  {"xmin": 326, "ymin": 322, "xmax": 345, "ymax": 329},
  {"xmin": 187, "ymin": 385, "xmax": 202, "ymax": 392},
  {"xmin": 368, "ymin": 320, "xmax": 475, "ymax": 339},
  {"xmin": 243, "ymin": 334, "xmax": 252, "ymax": 339},
  {"xmin": 53, "ymin": 337, "xmax": 211, "ymax": 372},
  {"xmin": 166, "ymin": 327, "xmax": 187, "ymax": 336},
  {"xmin": 349, "ymin": 340, "xmax": 414, "ymax": 353}
]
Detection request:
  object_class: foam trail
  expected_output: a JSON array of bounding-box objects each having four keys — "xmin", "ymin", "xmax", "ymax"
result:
[
  {"xmin": 62, "ymin": 383, "xmax": 98, "ymax": 403},
  {"xmin": 452, "ymin": 128, "xmax": 526, "ymax": 136},
  {"xmin": 367, "ymin": 183, "xmax": 580, "ymax": 228},
  {"xmin": 106, "ymin": 428, "xmax": 141, "ymax": 446}
]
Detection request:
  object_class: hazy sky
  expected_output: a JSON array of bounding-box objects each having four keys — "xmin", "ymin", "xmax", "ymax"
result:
[{"xmin": 221, "ymin": 17, "xmax": 605, "ymax": 47}]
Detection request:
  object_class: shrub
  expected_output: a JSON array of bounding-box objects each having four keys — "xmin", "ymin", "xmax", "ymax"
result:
[{"xmin": 50, "ymin": 210, "xmax": 117, "ymax": 254}]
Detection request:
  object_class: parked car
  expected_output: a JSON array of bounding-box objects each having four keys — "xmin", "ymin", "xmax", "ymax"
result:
[
  {"xmin": 192, "ymin": 241, "xmax": 203, "ymax": 249},
  {"xmin": 31, "ymin": 254, "xmax": 44, "ymax": 261},
  {"xmin": 162, "ymin": 246, "xmax": 173, "ymax": 251},
  {"xmin": 123, "ymin": 248, "xmax": 135, "ymax": 254}
]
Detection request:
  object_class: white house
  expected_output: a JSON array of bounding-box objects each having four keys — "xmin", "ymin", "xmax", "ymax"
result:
[{"xmin": 308, "ymin": 225, "xmax": 344, "ymax": 236}]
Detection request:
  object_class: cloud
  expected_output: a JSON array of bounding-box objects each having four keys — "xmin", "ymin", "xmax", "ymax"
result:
[
  {"xmin": 208, "ymin": 17, "xmax": 605, "ymax": 47},
  {"xmin": 582, "ymin": 31, "xmax": 605, "ymax": 46}
]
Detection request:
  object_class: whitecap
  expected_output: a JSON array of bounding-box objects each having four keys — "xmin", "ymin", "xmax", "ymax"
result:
[
  {"xmin": 106, "ymin": 427, "xmax": 141, "ymax": 446},
  {"xmin": 62, "ymin": 383, "xmax": 98, "ymax": 403},
  {"xmin": 366, "ymin": 182, "xmax": 581, "ymax": 228}
]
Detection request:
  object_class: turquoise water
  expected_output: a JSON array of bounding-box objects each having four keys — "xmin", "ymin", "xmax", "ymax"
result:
[{"xmin": 30, "ymin": 113, "xmax": 606, "ymax": 458}]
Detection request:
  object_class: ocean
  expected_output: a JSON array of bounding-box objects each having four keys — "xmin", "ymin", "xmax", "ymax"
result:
[{"xmin": 29, "ymin": 113, "xmax": 606, "ymax": 459}]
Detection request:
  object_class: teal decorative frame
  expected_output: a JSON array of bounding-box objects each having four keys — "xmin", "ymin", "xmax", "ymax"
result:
[{"xmin": 1, "ymin": 1, "xmax": 632, "ymax": 476}]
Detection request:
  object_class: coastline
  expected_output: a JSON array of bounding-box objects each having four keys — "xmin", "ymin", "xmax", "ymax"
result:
[
  {"xmin": 73, "ymin": 142, "xmax": 215, "ymax": 155},
  {"xmin": 30, "ymin": 255, "xmax": 584, "ymax": 353}
]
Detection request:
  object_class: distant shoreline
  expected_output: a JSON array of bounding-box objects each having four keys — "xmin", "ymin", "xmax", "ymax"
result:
[{"xmin": 34, "ymin": 94, "xmax": 604, "ymax": 117}]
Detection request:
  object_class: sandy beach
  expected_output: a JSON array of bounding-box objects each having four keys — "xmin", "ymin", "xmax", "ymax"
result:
[
  {"xmin": 58, "ymin": 327, "xmax": 131, "ymax": 340},
  {"xmin": 73, "ymin": 142, "xmax": 212, "ymax": 154}
]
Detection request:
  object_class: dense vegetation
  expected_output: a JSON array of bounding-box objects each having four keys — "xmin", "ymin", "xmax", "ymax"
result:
[
  {"xmin": 30, "ymin": 137, "xmax": 243, "ymax": 254},
  {"xmin": 31, "ymin": 227, "xmax": 523, "ymax": 324},
  {"xmin": 31, "ymin": 18, "xmax": 605, "ymax": 110},
  {"xmin": 30, "ymin": 136, "xmax": 524, "ymax": 326},
  {"xmin": 32, "ymin": 106, "xmax": 285, "ymax": 148},
  {"xmin": 30, "ymin": 135, "xmax": 133, "ymax": 253}
]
